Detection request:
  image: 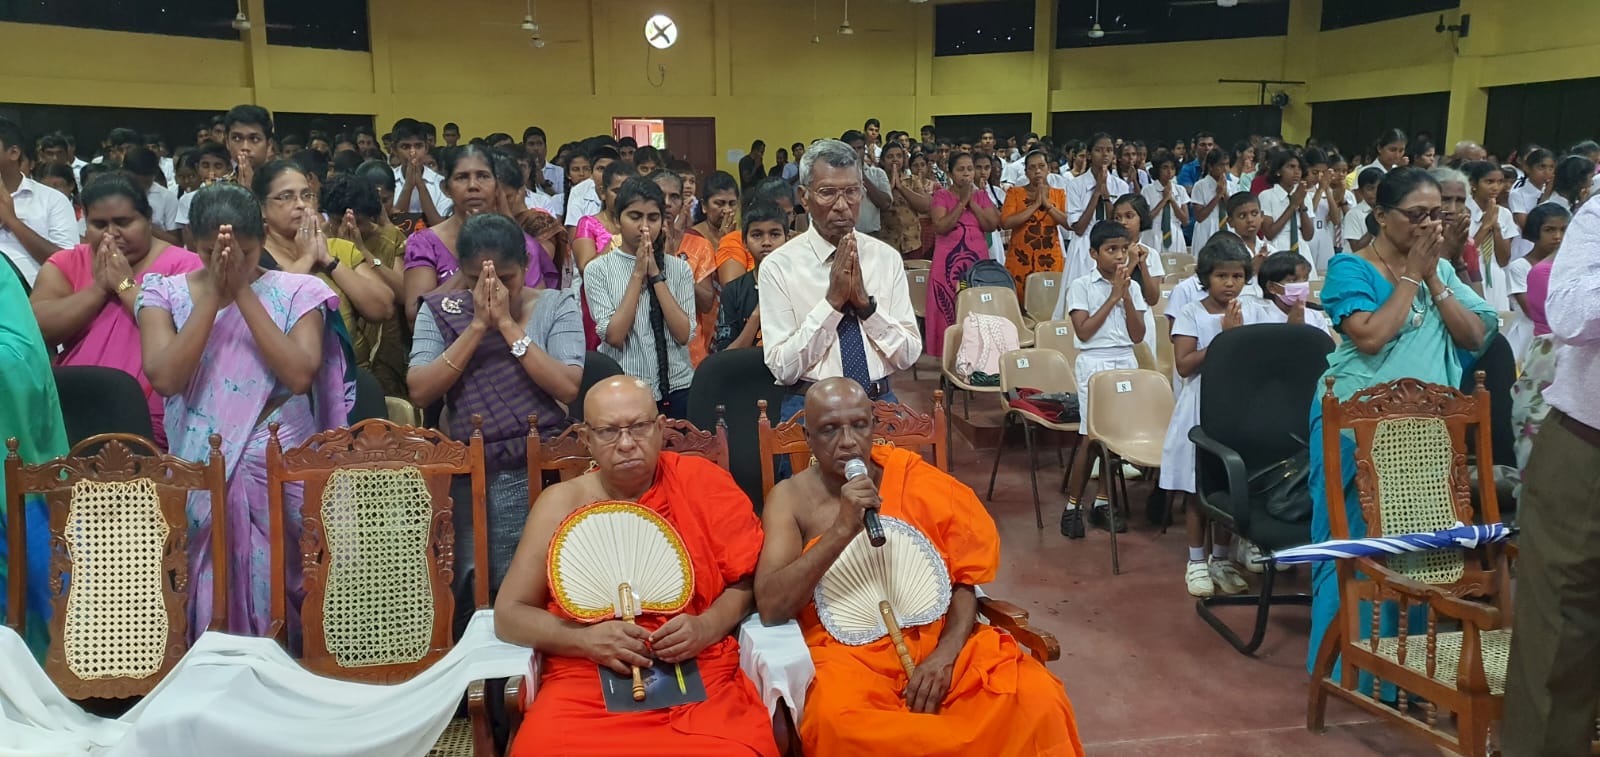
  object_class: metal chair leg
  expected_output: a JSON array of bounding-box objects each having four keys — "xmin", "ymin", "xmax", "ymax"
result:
[
  {"xmin": 1103, "ymin": 446, "xmax": 1121, "ymax": 575},
  {"xmin": 1023, "ymin": 422, "xmax": 1043, "ymax": 528},
  {"xmin": 1194, "ymin": 561, "xmax": 1312, "ymax": 655},
  {"xmin": 987, "ymin": 414, "xmax": 1010, "ymax": 499}
]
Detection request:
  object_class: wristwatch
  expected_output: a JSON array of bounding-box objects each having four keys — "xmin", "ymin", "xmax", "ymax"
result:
[
  {"xmin": 510, "ymin": 336, "xmax": 532, "ymax": 358},
  {"xmin": 115, "ymin": 277, "xmax": 136, "ymax": 294},
  {"xmin": 318, "ymin": 258, "xmax": 340, "ymax": 276},
  {"xmin": 856, "ymin": 296, "xmax": 878, "ymax": 320}
]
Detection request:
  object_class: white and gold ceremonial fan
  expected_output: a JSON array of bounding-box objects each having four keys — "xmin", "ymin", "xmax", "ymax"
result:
[
  {"xmin": 814, "ymin": 516, "xmax": 952, "ymax": 678},
  {"xmin": 548, "ymin": 502, "xmax": 695, "ymax": 700}
]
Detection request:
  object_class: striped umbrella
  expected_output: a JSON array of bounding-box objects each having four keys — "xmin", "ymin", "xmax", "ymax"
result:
[{"xmin": 1265, "ymin": 523, "xmax": 1514, "ymax": 565}]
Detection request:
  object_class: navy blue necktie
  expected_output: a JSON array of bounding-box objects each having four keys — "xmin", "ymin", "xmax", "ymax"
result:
[{"xmin": 837, "ymin": 313, "xmax": 872, "ymax": 391}]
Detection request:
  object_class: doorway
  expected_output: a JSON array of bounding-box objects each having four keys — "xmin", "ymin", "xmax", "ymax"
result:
[{"xmin": 615, "ymin": 117, "xmax": 717, "ymax": 179}]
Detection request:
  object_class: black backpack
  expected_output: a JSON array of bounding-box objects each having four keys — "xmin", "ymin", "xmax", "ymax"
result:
[{"xmin": 959, "ymin": 259, "xmax": 1013, "ymax": 291}]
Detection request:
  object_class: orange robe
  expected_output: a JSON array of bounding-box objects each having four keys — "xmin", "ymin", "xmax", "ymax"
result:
[
  {"xmin": 511, "ymin": 453, "xmax": 779, "ymax": 757},
  {"xmin": 679, "ymin": 232, "xmax": 718, "ymax": 367},
  {"xmin": 798, "ymin": 446, "xmax": 1083, "ymax": 756}
]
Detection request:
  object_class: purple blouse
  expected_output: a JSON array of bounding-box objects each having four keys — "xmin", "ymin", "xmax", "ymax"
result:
[{"xmin": 403, "ymin": 226, "xmax": 561, "ymax": 290}]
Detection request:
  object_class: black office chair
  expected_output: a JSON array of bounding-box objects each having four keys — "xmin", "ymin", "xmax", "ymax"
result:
[
  {"xmin": 345, "ymin": 367, "xmax": 389, "ymax": 424},
  {"xmin": 1462, "ymin": 332, "xmax": 1516, "ymax": 467},
  {"xmin": 52, "ymin": 366, "xmax": 154, "ymax": 445},
  {"xmin": 686, "ymin": 348, "xmax": 786, "ymax": 512},
  {"xmin": 570, "ymin": 351, "xmax": 624, "ymax": 424},
  {"xmin": 1187, "ymin": 323, "xmax": 1334, "ymax": 655}
]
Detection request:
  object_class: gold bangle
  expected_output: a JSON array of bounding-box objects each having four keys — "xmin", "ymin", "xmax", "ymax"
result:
[{"xmin": 442, "ymin": 354, "xmax": 465, "ymax": 373}]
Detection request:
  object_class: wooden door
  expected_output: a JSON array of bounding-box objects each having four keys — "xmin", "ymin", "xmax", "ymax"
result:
[{"xmin": 663, "ymin": 117, "xmax": 717, "ymax": 179}]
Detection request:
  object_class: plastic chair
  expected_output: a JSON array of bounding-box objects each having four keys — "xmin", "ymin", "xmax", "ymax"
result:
[
  {"xmin": 906, "ymin": 267, "xmax": 930, "ymax": 320},
  {"xmin": 1162, "ymin": 252, "xmax": 1195, "ymax": 275},
  {"xmin": 903, "ymin": 259, "xmax": 932, "ymax": 271},
  {"xmin": 1023, "ymin": 272, "xmax": 1064, "ymax": 324},
  {"xmin": 1154, "ymin": 315, "xmax": 1175, "ymax": 382},
  {"xmin": 955, "ymin": 286, "xmax": 1034, "ymax": 347},
  {"xmin": 1083, "ymin": 369, "xmax": 1174, "ymax": 575},
  {"xmin": 987, "ymin": 349, "xmax": 1080, "ymax": 529},
  {"xmin": 938, "ymin": 323, "xmax": 1005, "ymax": 459},
  {"xmin": 1032, "ymin": 320, "xmax": 1079, "ymax": 367}
]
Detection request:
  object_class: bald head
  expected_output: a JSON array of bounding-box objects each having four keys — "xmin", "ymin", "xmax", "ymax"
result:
[
  {"xmin": 1452, "ymin": 141, "xmax": 1486, "ymax": 162},
  {"xmin": 804, "ymin": 377, "xmax": 871, "ymax": 418},
  {"xmin": 584, "ymin": 375, "xmax": 657, "ymax": 422}
]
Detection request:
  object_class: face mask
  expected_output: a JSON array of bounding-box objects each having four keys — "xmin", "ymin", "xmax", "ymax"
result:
[{"xmin": 1276, "ymin": 281, "xmax": 1310, "ymax": 307}]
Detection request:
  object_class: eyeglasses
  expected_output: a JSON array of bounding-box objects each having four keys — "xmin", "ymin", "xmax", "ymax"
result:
[
  {"xmin": 810, "ymin": 185, "xmax": 864, "ymax": 206},
  {"xmin": 586, "ymin": 420, "xmax": 657, "ymax": 446},
  {"xmin": 1391, "ymin": 206, "xmax": 1443, "ymax": 224},
  {"xmin": 269, "ymin": 190, "xmax": 318, "ymax": 205}
]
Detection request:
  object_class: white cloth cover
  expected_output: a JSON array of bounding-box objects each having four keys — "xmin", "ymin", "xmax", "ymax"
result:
[
  {"xmin": 737, "ymin": 615, "xmax": 814, "ymax": 722},
  {"xmin": 1, "ymin": 610, "xmax": 528, "ymax": 756}
]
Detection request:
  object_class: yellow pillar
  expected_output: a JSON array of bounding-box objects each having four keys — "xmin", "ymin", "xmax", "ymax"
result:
[
  {"xmin": 1444, "ymin": 0, "xmax": 1489, "ymax": 147},
  {"xmin": 912, "ymin": 3, "xmax": 935, "ymax": 128},
  {"xmin": 1030, "ymin": 0, "xmax": 1056, "ymax": 135},
  {"xmin": 241, "ymin": 0, "xmax": 271, "ymax": 103},
  {"xmin": 367, "ymin": 0, "xmax": 397, "ymax": 132},
  {"xmin": 1278, "ymin": 0, "xmax": 1319, "ymax": 144}
]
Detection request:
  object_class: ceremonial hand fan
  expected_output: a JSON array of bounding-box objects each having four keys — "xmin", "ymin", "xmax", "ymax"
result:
[
  {"xmin": 814, "ymin": 516, "xmax": 951, "ymax": 678},
  {"xmin": 549, "ymin": 502, "xmax": 695, "ymax": 700}
]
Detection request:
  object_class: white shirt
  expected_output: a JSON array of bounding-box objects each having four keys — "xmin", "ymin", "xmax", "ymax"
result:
[
  {"xmin": 1063, "ymin": 268, "xmax": 1150, "ymax": 351},
  {"xmin": 758, "ymin": 225, "xmax": 922, "ymax": 385},
  {"xmin": 1001, "ymin": 159, "xmax": 1028, "ymax": 188},
  {"xmin": 147, "ymin": 184, "xmax": 180, "ymax": 231},
  {"xmin": 1257, "ymin": 184, "xmax": 1314, "ymax": 253},
  {"xmin": 524, "ymin": 188, "xmax": 564, "ymax": 220},
  {"xmin": 782, "ymin": 163, "xmax": 799, "ymax": 183},
  {"xmin": 70, "ymin": 157, "xmax": 87, "ymax": 177},
  {"xmin": 1140, "ymin": 180, "xmax": 1191, "ymax": 253},
  {"xmin": 1343, "ymin": 202, "xmax": 1371, "ymax": 244},
  {"xmin": 392, "ymin": 165, "xmax": 453, "ymax": 217},
  {"xmin": 0, "ymin": 176, "xmax": 79, "ymax": 285},
  {"xmin": 541, "ymin": 162, "xmax": 565, "ymax": 195},
  {"xmin": 1246, "ymin": 296, "xmax": 1330, "ymax": 333},
  {"xmin": 855, "ymin": 165, "xmax": 891, "ymax": 234},
  {"xmin": 159, "ymin": 156, "xmax": 176, "ymax": 186},
  {"xmin": 1509, "ymin": 181, "xmax": 1548, "ymax": 215},
  {"xmin": 565, "ymin": 179, "xmax": 601, "ymax": 228},
  {"xmin": 174, "ymin": 191, "xmax": 196, "ymax": 227}
]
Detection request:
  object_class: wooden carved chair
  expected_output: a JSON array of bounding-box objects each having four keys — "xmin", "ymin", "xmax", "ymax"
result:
[
  {"xmin": 525, "ymin": 409, "xmax": 730, "ymax": 503},
  {"xmin": 4, "ymin": 433, "xmax": 226, "ymax": 700},
  {"xmin": 1307, "ymin": 375, "xmax": 1513, "ymax": 757},
  {"xmin": 754, "ymin": 390, "xmax": 1060, "ymax": 664},
  {"xmin": 265, "ymin": 418, "xmax": 494, "ymax": 757}
]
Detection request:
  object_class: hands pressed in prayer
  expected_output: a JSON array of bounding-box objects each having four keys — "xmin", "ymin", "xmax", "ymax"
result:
[
  {"xmin": 1406, "ymin": 219, "xmax": 1444, "ymax": 283},
  {"xmin": 296, "ymin": 213, "xmax": 334, "ymax": 271},
  {"xmin": 1221, "ymin": 298, "xmax": 1244, "ymax": 330},
  {"xmin": 583, "ymin": 620, "xmax": 654, "ymax": 676},
  {"xmin": 826, "ymin": 231, "xmax": 857, "ymax": 311},
  {"xmin": 93, "ymin": 234, "xmax": 133, "ymax": 296},
  {"xmin": 650, "ymin": 613, "xmax": 716, "ymax": 664},
  {"xmin": 472, "ymin": 260, "xmax": 508, "ymax": 327}
]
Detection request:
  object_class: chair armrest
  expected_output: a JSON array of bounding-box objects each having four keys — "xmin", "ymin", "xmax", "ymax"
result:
[
  {"xmin": 504, "ymin": 675, "xmax": 525, "ymax": 744},
  {"xmin": 1188, "ymin": 426, "xmax": 1252, "ymax": 534},
  {"xmin": 976, "ymin": 596, "xmax": 1061, "ymax": 663},
  {"xmin": 1352, "ymin": 556, "xmax": 1505, "ymax": 631},
  {"xmin": 738, "ymin": 614, "xmax": 815, "ymax": 723},
  {"xmin": 467, "ymin": 679, "xmax": 495, "ymax": 757}
]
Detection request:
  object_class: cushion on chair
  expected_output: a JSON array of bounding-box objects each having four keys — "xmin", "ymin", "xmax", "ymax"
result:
[{"xmin": 1373, "ymin": 629, "xmax": 1510, "ymax": 696}]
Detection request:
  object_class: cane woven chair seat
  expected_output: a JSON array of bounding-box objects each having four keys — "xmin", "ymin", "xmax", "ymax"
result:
[
  {"xmin": 62, "ymin": 478, "xmax": 170, "ymax": 681},
  {"xmin": 425, "ymin": 718, "xmax": 476, "ymax": 756},
  {"xmin": 1373, "ymin": 629, "xmax": 1511, "ymax": 696},
  {"xmin": 319, "ymin": 466, "xmax": 436, "ymax": 668}
]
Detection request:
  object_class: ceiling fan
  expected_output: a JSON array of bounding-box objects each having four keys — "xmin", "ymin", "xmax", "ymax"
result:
[{"xmin": 476, "ymin": 0, "xmax": 580, "ymax": 48}]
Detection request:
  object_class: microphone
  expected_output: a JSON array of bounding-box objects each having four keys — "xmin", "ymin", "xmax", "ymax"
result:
[{"xmin": 844, "ymin": 458, "xmax": 886, "ymax": 548}]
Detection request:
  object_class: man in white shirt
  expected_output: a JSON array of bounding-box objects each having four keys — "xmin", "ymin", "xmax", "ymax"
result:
[
  {"xmin": 784, "ymin": 142, "xmax": 804, "ymax": 184},
  {"xmin": 863, "ymin": 118, "xmax": 883, "ymax": 164},
  {"xmin": 0, "ymin": 118, "xmax": 79, "ymax": 285},
  {"xmin": 760, "ymin": 138, "xmax": 921, "ymax": 422},
  {"xmin": 522, "ymin": 126, "xmax": 564, "ymax": 195},
  {"xmin": 564, "ymin": 145, "xmax": 618, "ymax": 229},
  {"xmin": 389, "ymin": 118, "xmax": 451, "ymax": 226},
  {"xmin": 840, "ymin": 130, "xmax": 891, "ymax": 236},
  {"xmin": 122, "ymin": 147, "xmax": 181, "ymax": 242}
]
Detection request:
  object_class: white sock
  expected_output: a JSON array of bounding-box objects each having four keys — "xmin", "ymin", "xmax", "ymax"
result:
[
  {"xmin": 1188, "ymin": 547, "xmax": 1206, "ymax": 562},
  {"xmin": 1065, "ymin": 498, "xmax": 1079, "ymax": 510},
  {"xmin": 1212, "ymin": 543, "xmax": 1230, "ymax": 561}
]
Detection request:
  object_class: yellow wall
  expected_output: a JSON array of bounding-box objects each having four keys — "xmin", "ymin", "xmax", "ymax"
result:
[{"xmin": 3, "ymin": 0, "xmax": 1599, "ymax": 168}]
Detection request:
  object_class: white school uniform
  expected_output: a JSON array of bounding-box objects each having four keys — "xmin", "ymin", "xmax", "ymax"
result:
[
  {"xmin": 1343, "ymin": 202, "xmax": 1371, "ymax": 249},
  {"xmin": 1140, "ymin": 180, "xmax": 1191, "ymax": 254},
  {"xmin": 1159, "ymin": 300, "xmax": 1258, "ymax": 494},
  {"xmin": 1062, "ymin": 269, "xmax": 1149, "ymax": 401},
  {"xmin": 1256, "ymin": 184, "xmax": 1318, "ymax": 277},
  {"xmin": 1187, "ymin": 174, "xmax": 1236, "ymax": 255},
  {"xmin": 980, "ymin": 183, "xmax": 1007, "ymax": 263},
  {"xmin": 1467, "ymin": 198, "xmax": 1522, "ymax": 312},
  {"xmin": 1063, "ymin": 172, "xmax": 1130, "ymax": 287},
  {"xmin": 1510, "ymin": 194, "xmax": 1568, "ymax": 261},
  {"xmin": 1503, "ymin": 257, "xmax": 1535, "ymax": 363},
  {"xmin": 1307, "ymin": 188, "xmax": 1353, "ymax": 274},
  {"xmin": 1246, "ymin": 296, "xmax": 1330, "ymax": 333}
]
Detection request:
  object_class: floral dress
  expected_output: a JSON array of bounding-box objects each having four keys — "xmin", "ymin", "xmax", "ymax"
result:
[{"xmin": 1000, "ymin": 186, "xmax": 1067, "ymax": 294}]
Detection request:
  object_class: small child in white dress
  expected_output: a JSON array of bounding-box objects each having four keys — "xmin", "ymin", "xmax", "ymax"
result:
[
  {"xmin": 1248, "ymin": 251, "xmax": 1332, "ymax": 334},
  {"xmin": 1159, "ymin": 233, "xmax": 1257, "ymax": 598}
]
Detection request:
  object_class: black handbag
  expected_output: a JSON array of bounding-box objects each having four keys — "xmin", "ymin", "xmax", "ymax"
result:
[{"xmin": 1249, "ymin": 446, "xmax": 1313, "ymax": 522}]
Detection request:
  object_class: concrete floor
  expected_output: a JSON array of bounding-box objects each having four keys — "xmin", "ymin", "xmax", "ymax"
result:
[{"xmin": 895, "ymin": 359, "xmax": 1439, "ymax": 756}]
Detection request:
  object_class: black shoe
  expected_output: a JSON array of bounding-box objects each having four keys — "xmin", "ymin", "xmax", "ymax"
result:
[
  {"xmin": 1092, "ymin": 503, "xmax": 1127, "ymax": 533},
  {"xmin": 1059, "ymin": 507, "xmax": 1086, "ymax": 539}
]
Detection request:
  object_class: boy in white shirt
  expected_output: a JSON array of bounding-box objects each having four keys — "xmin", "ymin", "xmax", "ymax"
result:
[
  {"xmin": 1343, "ymin": 167, "xmax": 1384, "ymax": 253},
  {"xmin": 1059, "ymin": 220, "xmax": 1149, "ymax": 539},
  {"xmin": 1140, "ymin": 155, "xmax": 1190, "ymax": 254},
  {"xmin": 1256, "ymin": 152, "xmax": 1316, "ymax": 276}
]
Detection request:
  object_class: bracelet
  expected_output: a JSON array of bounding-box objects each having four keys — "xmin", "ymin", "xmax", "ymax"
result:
[
  {"xmin": 442, "ymin": 354, "xmax": 464, "ymax": 373},
  {"xmin": 1433, "ymin": 288, "xmax": 1455, "ymax": 304},
  {"xmin": 1398, "ymin": 276, "xmax": 1423, "ymax": 288}
]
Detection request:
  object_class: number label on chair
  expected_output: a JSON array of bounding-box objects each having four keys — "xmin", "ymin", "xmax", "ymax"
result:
[
  {"xmin": 1044, "ymin": 279, "xmax": 1054, "ymax": 287},
  {"xmin": 1055, "ymin": 326, "xmax": 1069, "ymax": 336},
  {"xmin": 980, "ymin": 293, "xmax": 993, "ymax": 302},
  {"xmin": 1116, "ymin": 380, "xmax": 1133, "ymax": 393},
  {"xmin": 914, "ymin": 274, "xmax": 927, "ymax": 283},
  {"xmin": 1016, "ymin": 357, "xmax": 1030, "ymax": 368}
]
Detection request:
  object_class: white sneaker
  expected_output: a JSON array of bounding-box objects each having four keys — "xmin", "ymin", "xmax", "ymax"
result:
[
  {"xmin": 1209, "ymin": 558, "xmax": 1249, "ymax": 595},
  {"xmin": 1185, "ymin": 561, "xmax": 1214, "ymax": 598},
  {"xmin": 1121, "ymin": 463, "xmax": 1143, "ymax": 480},
  {"xmin": 1233, "ymin": 539, "xmax": 1265, "ymax": 574},
  {"xmin": 1090, "ymin": 458, "xmax": 1101, "ymax": 480}
]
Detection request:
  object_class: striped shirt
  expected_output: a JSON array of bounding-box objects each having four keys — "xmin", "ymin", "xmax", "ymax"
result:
[{"xmin": 584, "ymin": 250, "xmax": 697, "ymax": 400}]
